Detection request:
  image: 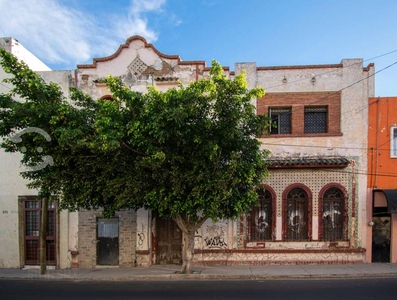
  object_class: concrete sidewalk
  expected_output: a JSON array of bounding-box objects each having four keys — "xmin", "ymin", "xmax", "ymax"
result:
[{"xmin": 1, "ymin": 264, "xmax": 397, "ymax": 281}]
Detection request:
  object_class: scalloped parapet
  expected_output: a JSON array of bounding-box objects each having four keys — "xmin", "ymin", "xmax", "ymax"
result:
[{"xmin": 75, "ymin": 35, "xmax": 209, "ymax": 96}]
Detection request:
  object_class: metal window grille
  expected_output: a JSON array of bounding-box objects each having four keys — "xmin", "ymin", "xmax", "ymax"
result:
[
  {"xmin": 26, "ymin": 240, "xmax": 39, "ymax": 261},
  {"xmin": 304, "ymin": 106, "xmax": 327, "ymax": 133},
  {"xmin": 47, "ymin": 211, "xmax": 55, "ymax": 236},
  {"xmin": 269, "ymin": 108, "xmax": 291, "ymax": 134},
  {"xmin": 25, "ymin": 210, "xmax": 40, "ymax": 236},
  {"xmin": 23, "ymin": 198, "xmax": 57, "ymax": 265},
  {"xmin": 46, "ymin": 240, "xmax": 56, "ymax": 262},
  {"xmin": 286, "ymin": 188, "xmax": 308, "ymax": 241},
  {"xmin": 248, "ymin": 189, "xmax": 272, "ymax": 241},
  {"xmin": 322, "ymin": 188, "xmax": 345, "ymax": 241}
]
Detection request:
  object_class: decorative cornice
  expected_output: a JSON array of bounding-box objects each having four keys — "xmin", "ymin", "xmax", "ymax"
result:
[
  {"xmin": 77, "ymin": 35, "xmax": 181, "ymax": 69},
  {"xmin": 267, "ymin": 157, "xmax": 350, "ymax": 169}
]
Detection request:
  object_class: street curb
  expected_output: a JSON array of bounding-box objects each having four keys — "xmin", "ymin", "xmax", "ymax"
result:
[{"xmin": 1, "ymin": 273, "xmax": 397, "ymax": 281}]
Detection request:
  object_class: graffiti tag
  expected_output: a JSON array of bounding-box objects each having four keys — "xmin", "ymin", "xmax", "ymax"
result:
[{"xmin": 204, "ymin": 236, "xmax": 227, "ymax": 248}]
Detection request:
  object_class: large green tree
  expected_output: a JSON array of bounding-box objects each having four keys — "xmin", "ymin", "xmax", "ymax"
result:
[{"xmin": 0, "ymin": 49, "xmax": 270, "ymax": 273}]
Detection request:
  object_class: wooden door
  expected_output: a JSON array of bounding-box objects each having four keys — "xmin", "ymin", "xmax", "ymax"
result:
[
  {"xmin": 372, "ymin": 215, "xmax": 391, "ymax": 263},
  {"xmin": 97, "ymin": 218, "xmax": 119, "ymax": 265},
  {"xmin": 23, "ymin": 198, "xmax": 57, "ymax": 265},
  {"xmin": 156, "ymin": 217, "xmax": 182, "ymax": 264}
]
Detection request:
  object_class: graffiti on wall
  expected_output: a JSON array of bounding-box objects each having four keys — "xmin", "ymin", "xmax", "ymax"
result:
[
  {"xmin": 203, "ymin": 222, "xmax": 228, "ymax": 249},
  {"xmin": 137, "ymin": 223, "xmax": 146, "ymax": 246},
  {"xmin": 204, "ymin": 236, "xmax": 227, "ymax": 248}
]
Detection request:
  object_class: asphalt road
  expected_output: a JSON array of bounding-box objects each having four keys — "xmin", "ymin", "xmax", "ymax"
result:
[{"xmin": 1, "ymin": 278, "xmax": 397, "ymax": 299}]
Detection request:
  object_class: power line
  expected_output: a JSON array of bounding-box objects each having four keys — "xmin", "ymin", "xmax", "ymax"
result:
[
  {"xmin": 261, "ymin": 57, "xmax": 397, "ymax": 131},
  {"xmin": 261, "ymin": 60, "xmax": 397, "ymax": 148},
  {"xmin": 263, "ymin": 49, "xmax": 397, "ymax": 90},
  {"xmin": 341, "ymin": 61, "xmax": 397, "ymax": 92},
  {"xmin": 0, "ymin": 23, "xmax": 6, "ymax": 37},
  {"xmin": 262, "ymin": 128, "xmax": 396, "ymax": 151},
  {"xmin": 269, "ymin": 165, "xmax": 397, "ymax": 179},
  {"xmin": 0, "ymin": 81, "xmax": 12, "ymax": 91}
]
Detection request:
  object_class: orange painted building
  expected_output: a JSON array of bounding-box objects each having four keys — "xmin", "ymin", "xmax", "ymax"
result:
[{"xmin": 367, "ymin": 97, "xmax": 397, "ymax": 263}]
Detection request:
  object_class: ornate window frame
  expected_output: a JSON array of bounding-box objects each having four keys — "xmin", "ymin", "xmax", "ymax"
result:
[
  {"xmin": 282, "ymin": 184, "xmax": 312, "ymax": 241},
  {"xmin": 247, "ymin": 185, "xmax": 276, "ymax": 242},
  {"xmin": 318, "ymin": 183, "xmax": 348, "ymax": 241}
]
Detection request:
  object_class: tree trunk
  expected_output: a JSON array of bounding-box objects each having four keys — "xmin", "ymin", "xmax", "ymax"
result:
[
  {"xmin": 173, "ymin": 215, "xmax": 207, "ymax": 274},
  {"xmin": 180, "ymin": 229, "xmax": 195, "ymax": 274},
  {"xmin": 40, "ymin": 197, "xmax": 48, "ymax": 275}
]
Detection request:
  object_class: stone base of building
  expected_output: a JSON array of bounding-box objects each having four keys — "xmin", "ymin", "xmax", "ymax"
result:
[
  {"xmin": 192, "ymin": 249, "xmax": 366, "ymax": 266},
  {"xmin": 136, "ymin": 251, "xmax": 151, "ymax": 267}
]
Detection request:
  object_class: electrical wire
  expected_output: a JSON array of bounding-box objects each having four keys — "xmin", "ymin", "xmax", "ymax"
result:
[{"xmin": 263, "ymin": 49, "xmax": 397, "ymax": 90}]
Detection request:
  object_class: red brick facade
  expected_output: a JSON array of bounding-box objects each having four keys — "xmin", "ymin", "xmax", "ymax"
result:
[{"xmin": 257, "ymin": 92, "xmax": 342, "ymax": 137}]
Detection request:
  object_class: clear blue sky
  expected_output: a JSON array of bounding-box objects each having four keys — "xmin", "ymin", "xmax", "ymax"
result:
[{"xmin": 0, "ymin": 0, "xmax": 396, "ymax": 96}]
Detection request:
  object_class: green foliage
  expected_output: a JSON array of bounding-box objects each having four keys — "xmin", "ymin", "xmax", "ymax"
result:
[{"xmin": 0, "ymin": 49, "xmax": 270, "ymax": 222}]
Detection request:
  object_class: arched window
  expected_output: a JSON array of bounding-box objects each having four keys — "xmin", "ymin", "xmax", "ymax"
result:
[
  {"xmin": 285, "ymin": 188, "xmax": 309, "ymax": 241},
  {"xmin": 100, "ymin": 95, "xmax": 115, "ymax": 101},
  {"xmin": 321, "ymin": 187, "xmax": 345, "ymax": 241},
  {"xmin": 248, "ymin": 187, "xmax": 273, "ymax": 241}
]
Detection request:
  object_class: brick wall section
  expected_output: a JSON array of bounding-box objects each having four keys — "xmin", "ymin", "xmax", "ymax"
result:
[
  {"xmin": 78, "ymin": 210, "xmax": 97, "ymax": 268},
  {"xmin": 257, "ymin": 92, "xmax": 342, "ymax": 137},
  {"xmin": 77, "ymin": 209, "xmax": 137, "ymax": 268},
  {"xmin": 118, "ymin": 210, "xmax": 137, "ymax": 267}
]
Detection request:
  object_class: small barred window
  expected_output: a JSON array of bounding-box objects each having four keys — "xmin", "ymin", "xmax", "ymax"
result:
[
  {"xmin": 304, "ymin": 106, "xmax": 328, "ymax": 133},
  {"xmin": 269, "ymin": 107, "xmax": 292, "ymax": 134}
]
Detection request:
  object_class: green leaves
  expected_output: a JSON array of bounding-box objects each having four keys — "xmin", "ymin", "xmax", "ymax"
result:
[{"xmin": 0, "ymin": 51, "xmax": 271, "ymax": 222}]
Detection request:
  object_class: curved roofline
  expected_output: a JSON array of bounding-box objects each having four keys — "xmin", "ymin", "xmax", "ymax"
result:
[{"xmin": 77, "ymin": 35, "xmax": 182, "ymax": 69}]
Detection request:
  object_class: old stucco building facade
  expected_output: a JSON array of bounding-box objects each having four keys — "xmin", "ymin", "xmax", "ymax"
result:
[
  {"xmin": 367, "ymin": 97, "xmax": 397, "ymax": 264},
  {"xmin": 0, "ymin": 36, "xmax": 374, "ymax": 268}
]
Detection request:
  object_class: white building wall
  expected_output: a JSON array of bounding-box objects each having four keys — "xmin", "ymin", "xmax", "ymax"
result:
[
  {"xmin": 0, "ymin": 40, "xmax": 74, "ymax": 268},
  {"xmin": 0, "ymin": 62, "xmax": 38, "ymax": 267},
  {"xmin": 0, "ymin": 37, "xmax": 51, "ymax": 71}
]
